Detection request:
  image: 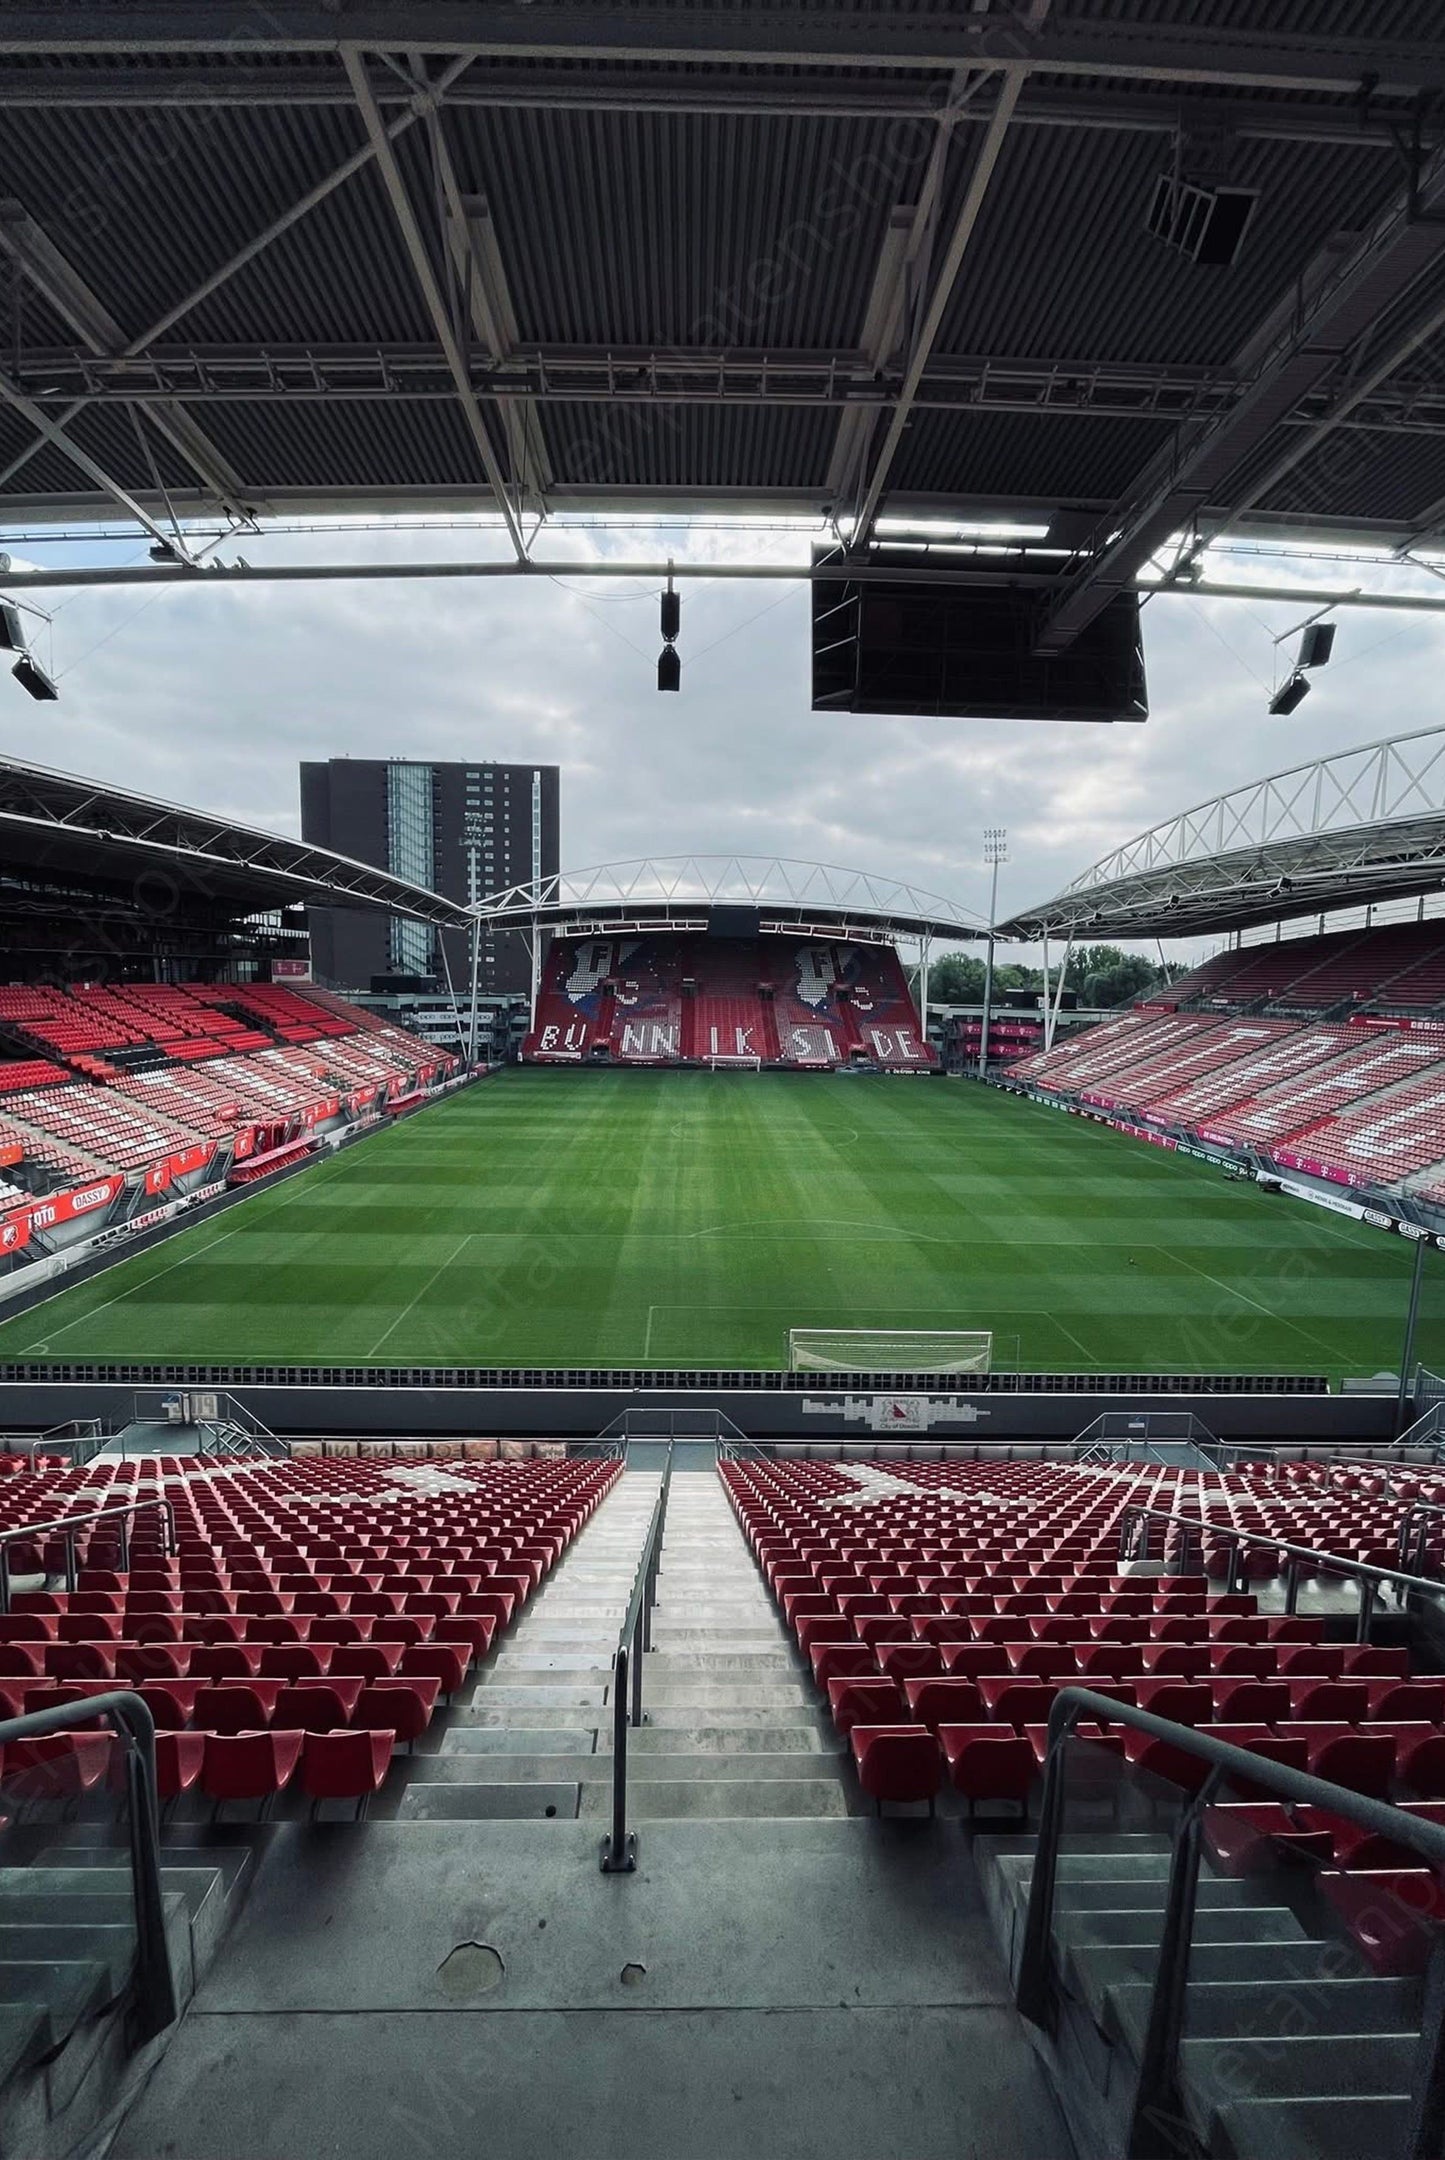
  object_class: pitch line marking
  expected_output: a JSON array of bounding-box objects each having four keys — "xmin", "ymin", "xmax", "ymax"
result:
[
  {"xmin": 1157, "ymin": 1246, "xmax": 1344, "ymax": 1363},
  {"xmin": 2, "ymin": 1151, "xmax": 355, "ymax": 1353},
  {"xmin": 365, "ymin": 1233, "xmax": 475, "ymax": 1358}
]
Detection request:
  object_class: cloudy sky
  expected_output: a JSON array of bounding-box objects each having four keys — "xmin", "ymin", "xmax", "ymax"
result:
[{"xmin": 2, "ymin": 516, "xmax": 1437, "ymax": 959}]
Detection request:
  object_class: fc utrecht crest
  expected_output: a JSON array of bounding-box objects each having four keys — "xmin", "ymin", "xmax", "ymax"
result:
[{"xmin": 801, "ymin": 1395, "xmax": 988, "ymax": 1431}]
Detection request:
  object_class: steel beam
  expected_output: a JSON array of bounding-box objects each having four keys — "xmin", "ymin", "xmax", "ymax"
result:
[
  {"xmin": 424, "ymin": 101, "xmax": 552, "ymax": 501},
  {"xmin": 0, "ymin": 11, "xmax": 1436, "ymax": 102},
  {"xmin": 0, "ymin": 367, "xmax": 209, "ymax": 559},
  {"xmin": 17, "ymin": 343, "xmax": 1445, "ymax": 441},
  {"xmin": 1035, "ymin": 141, "xmax": 1445, "ymax": 654},
  {"xmin": 0, "ymin": 202, "xmax": 254, "ymax": 521},
  {"xmin": 342, "ymin": 47, "xmax": 527, "ymax": 557},
  {"xmin": 0, "ymin": 66, "xmax": 1412, "ymax": 152},
  {"xmin": 851, "ymin": 69, "xmax": 1024, "ymax": 542}
]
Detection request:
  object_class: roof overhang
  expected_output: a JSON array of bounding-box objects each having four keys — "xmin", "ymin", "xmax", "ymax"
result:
[
  {"xmin": 0, "ymin": 755, "xmax": 470, "ymax": 925},
  {"xmin": 474, "ymin": 857, "xmax": 982, "ymax": 944},
  {"xmin": 999, "ymin": 726, "xmax": 1445, "ymax": 942}
]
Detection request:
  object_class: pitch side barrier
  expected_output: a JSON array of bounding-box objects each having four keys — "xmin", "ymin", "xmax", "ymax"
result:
[{"xmin": 0, "ymin": 1372, "xmax": 1397, "ymax": 1447}]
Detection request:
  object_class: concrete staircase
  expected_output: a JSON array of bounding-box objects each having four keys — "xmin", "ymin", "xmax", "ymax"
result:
[
  {"xmin": 400, "ymin": 1466, "xmax": 846, "ymax": 1822},
  {"xmin": 977, "ymin": 1832, "xmax": 1422, "ymax": 2160},
  {"xmin": 0, "ymin": 1831, "xmax": 249, "ymax": 2159}
]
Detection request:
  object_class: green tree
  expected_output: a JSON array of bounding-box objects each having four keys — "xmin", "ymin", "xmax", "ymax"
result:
[{"xmin": 926, "ymin": 952, "xmax": 987, "ymax": 1002}]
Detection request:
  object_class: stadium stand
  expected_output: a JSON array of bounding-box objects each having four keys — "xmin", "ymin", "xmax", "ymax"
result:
[
  {"xmin": 1164, "ymin": 919, "xmax": 1445, "ymax": 1016},
  {"xmin": 0, "ymin": 983, "xmax": 454, "ymax": 1223},
  {"xmin": 524, "ymin": 933, "xmax": 935, "ymax": 1069},
  {"xmin": 1006, "ymin": 921, "xmax": 1445, "ymax": 1203},
  {"xmin": 0, "ymin": 1449, "xmax": 616, "ymax": 1844}
]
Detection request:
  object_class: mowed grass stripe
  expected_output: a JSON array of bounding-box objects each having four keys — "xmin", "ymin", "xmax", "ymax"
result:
[{"xmin": 0, "ymin": 1068, "xmax": 1427, "ymax": 1377}]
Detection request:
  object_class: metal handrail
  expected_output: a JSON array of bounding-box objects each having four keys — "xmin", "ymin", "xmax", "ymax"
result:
[
  {"xmin": 1397, "ymin": 1498, "xmax": 1445, "ymax": 1577},
  {"xmin": 599, "ymin": 1448, "xmax": 674, "ymax": 1875},
  {"xmin": 0, "ymin": 1496, "xmax": 176, "ymax": 1611},
  {"xmin": 0, "ymin": 1690, "xmax": 176, "ymax": 2043},
  {"xmin": 1019, "ymin": 1687, "xmax": 1445, "ymax": 2160},
  {"xmin": 1118, "ymin": 1502, "xmax": 1444, "ymax": 1643}
]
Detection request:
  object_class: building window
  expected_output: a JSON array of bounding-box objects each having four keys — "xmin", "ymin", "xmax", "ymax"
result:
[{"xmin": 386, "ymin": 761, "xmax": 435, "ymax": 975}]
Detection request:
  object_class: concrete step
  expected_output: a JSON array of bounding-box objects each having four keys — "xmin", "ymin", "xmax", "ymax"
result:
[
  {"xmin": 598, "ymin": 1725, "xmax": 837, "ymax": 1755},
  {"xmin": 576, "ymin": 1780, "xmax": 848, "ymax": 1820},
  {"xmin": 430, "ymin": 1727, "xmax": 599, "ymax": 1755},
  {"xmin": 1212, "ymin": 2097, "xmax": 1410, "ymax": 2160},
  {"xmin": 1108, "ymin": 1976, "xmax": 1423, "ymax": 2046},
  {"xmin": 0, "ymin": 1960, "xmax": 108, "ymax": 2046},
  {"xmin": 416, "ymin": 1752, "xmax": 840, "ymax": 1784},
  {"xmin": 395, "ymin": 1785, "xmax": 580, "ymax": 1822},
  {"xmin": 1074, "ymin": 1940, "xmax": 1362, "ymax": 2008},
  {"xmin": 1059, "ymin": 1907, "xmax": 1306, "ymax": 1949},
  {"xmin": 631, "ymin": 1683, "xmax": 814, "ymax": 1707}
]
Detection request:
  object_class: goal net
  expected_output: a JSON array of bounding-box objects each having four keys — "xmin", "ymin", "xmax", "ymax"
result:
[
  {"xmin": 708, "ymin": 1053, "xmax": 763, "ymax": 1071},
  {"xmin": 787, "ymin": 1328, "xmax": 994, "ymax": 1374}
]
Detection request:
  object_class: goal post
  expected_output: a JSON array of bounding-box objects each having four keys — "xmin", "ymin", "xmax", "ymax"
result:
[
  {"xmin": 787, "ymin": 1328, "xmax": 994, "ymax": 1374},
  {"xmin": 708, "ymin": 1053, "xmax": 763, "ymax": 1072}
]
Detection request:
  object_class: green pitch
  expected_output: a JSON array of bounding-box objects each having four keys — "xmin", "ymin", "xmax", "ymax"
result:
[{"xmin": 0, "ymin": 1069, "xmax": 1430, "ymax": 1378}]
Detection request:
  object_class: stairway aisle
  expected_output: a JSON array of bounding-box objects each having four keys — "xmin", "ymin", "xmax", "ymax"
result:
[
  {"xmin": 401, "ymin": 1466, "xmax": 846, "ymax": 1821},
  {"xmin": 609, "ymin": 1467, "xmax": 846, "ymax": 1820},
  {"xmin": 398, "ymin": 1470, "xmax": 661, "ymax": 1820}
]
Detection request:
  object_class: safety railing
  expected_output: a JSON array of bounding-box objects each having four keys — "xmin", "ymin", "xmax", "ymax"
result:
[
  {"xmin": 0, "ymin": 1420, "xmax": 110, "ymax": 1468},
  {"xmin": 1397, "ymin": 1498, "xmax": 1445, "ymax": 1578},
  {"xmin": 1019, "ymin": 1686, "xmax": 1445, "ymax": 2160},
  {"xmin": 1118, "ymin": 1501, "xmax": 1442, "ymax": 1643},
  {"xmin": 0, "ymin": 1690, "xmax": 176, "ymax": 2043},
  {"xmin": 0, "ymin": 1494, "xmax": 176, "ymax": 1611},
  {"xmin": 599, "ymin": 1447, "xmax": 674, "ymax": 1874}
]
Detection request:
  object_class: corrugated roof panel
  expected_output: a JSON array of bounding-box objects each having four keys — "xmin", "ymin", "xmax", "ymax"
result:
[
  {"xmin": 1258, "ymin": 429, "xmax": 1445, "ymax": 527},
  {"xmin": 891, "ymin": 407, "xmax": 1177, "ymax": 502},
  {"xmin": 191, "ymin": 398, "xmax": 494, "ymax": 491},
  {"xmin": 446, "ymin": 103, "xmax": 933, "ymax": 350},
  {"xmin": 938, "ymin": 124, "xmax": 1407, "ymax": 368},
  {"xmin": 542, "ymin": 400, "xmax": 836, "ymax": 489},
  {"xmin": 1053, "ymin": 0, "xmax": 1440, "ymax": 35},
  {"xmin": 0, "ymin": 101, "xmax": 436, "ymax": 347}
]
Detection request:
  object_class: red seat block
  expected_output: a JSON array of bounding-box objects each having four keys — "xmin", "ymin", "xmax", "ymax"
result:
[
  {"xmin": 300, "ymin": 1728, "xmax": 394, "ymax": 1808},
  {"xmin": 201, "ymin": 1729, "xmax": 304, "ymax": 1804},
  {"xmin": 874, "ymin": 1642, "xmax": 944, "ymax": 1686},
  {"xmin": 810, "ymin": 1641, "xmax": 876, "ymax": 1688},
  {"xmin": 938, "ymin": 1724, "xmax": 1035, "ymax": 1807},
  {"xmin": 155, "ymin": 1731, "xmax": 206, "ymax": 1800},
  {"xmin": 826, "ymin": 1676, "xmax": 904, "ymax": 1735},
  {"xmin": 850, "ymin": 1725, "xmax": 943, "ymax": 1807},
  {"xmin": 1321, "ymin": 1869, "xmax": 1445, "ymax": 1976},
  {"xmin": 903, "ymin": 1677, "xmax": 985, "ymax": 1731}
]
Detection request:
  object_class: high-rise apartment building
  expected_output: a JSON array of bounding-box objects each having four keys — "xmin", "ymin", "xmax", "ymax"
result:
[{"xmin": 300, "ymin": 758, "xmax": 560, "ymax": 994}]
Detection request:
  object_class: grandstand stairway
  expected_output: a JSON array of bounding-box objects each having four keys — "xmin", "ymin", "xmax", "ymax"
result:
[
  {"xmin": 401, "ymin": 1468, "xmax": 847, "ymax": 1822},
  {"xmin": 0, "ymin": 1830, "xmax": 248, "ymax": 2158},
  {"xmin": 975, "ymin": 1834, "xmax": 1423, "ymax": 2160},
  {"xmin": 104, "ymin": 1459, "xmax": 1071, "ymax": 2160}
]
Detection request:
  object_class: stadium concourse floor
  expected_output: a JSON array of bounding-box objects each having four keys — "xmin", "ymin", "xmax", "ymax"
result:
[
  {"xmin": 0, "ymin": 1068, "xmax": 1429, "ymax": 1380},
  {"xmin": 102, "ymin": 1462, "xmax": 1072, "ymax": 2160}
]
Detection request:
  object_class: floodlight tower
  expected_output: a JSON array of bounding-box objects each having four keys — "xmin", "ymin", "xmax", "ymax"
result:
[{"xmin": 978, "ymin": 827, "xmax": 1008, "ymax": 1079}]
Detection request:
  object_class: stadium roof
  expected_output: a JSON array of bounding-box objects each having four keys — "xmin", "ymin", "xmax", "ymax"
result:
[
  {"xmin": 473, "ymin": 857, "xmax": 983, "ymax": 943},
  {"xmin": 0, "ymin": 3, "xmax": 1444, "ymax": 640},
  {"xmin": 0, "ymin": 754, "xmax": 471, "ymax": 924},
  {"xmin": 997, "ymin": 724, "xmax": 1445, "ymax": 942}
]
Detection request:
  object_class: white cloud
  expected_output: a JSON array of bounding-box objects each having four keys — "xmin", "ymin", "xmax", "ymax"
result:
[{"xmin": 5, "ymin": 519, "xmax": 1439, "ymax": 965}]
